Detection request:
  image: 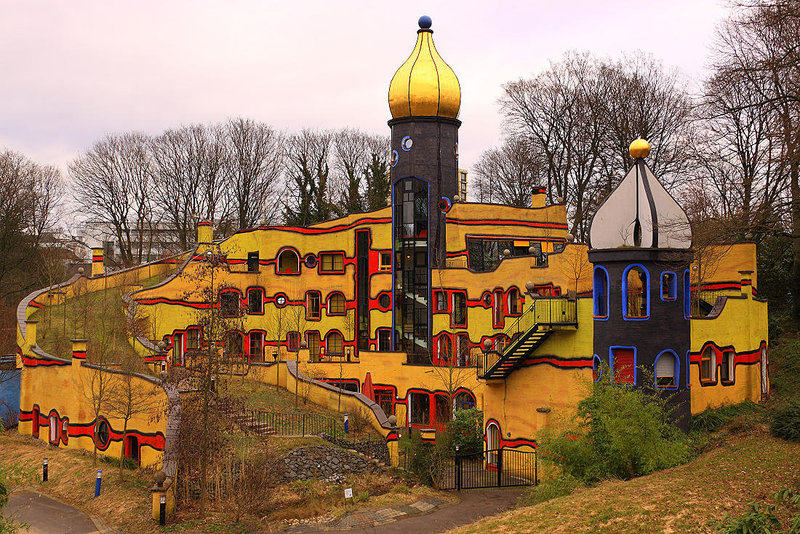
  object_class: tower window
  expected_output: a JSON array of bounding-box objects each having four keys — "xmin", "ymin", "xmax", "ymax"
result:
[
  {"xmin": 661, "ymin": 272, "xmax": 677, "ymax": 301},
  {"xmin": 655, "ymin": 350, "xmax": 678, "ymax": 389},
  {"xmin": 612, "ymin": 347, "xmax": 636, "ymax": 384},
  {"xmin": 593, "ymin": 266, "xmax": 609, "ymax": 318},
  {"xmin": 623, "ymin": 265, "xmax": 649, "ymax": 319}
]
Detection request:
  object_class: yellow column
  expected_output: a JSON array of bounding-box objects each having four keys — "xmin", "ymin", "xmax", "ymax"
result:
[{"xmin": 91, "ymin": 247, "xmax": 104, "ymax": 277}]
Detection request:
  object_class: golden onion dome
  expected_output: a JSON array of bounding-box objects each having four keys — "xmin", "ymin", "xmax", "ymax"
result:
[
  {"xmin": 629, "ymin": 138, "xmax": 651, "ymax": 159},
  {"xmin": 388, "ymin": 16, "xmax": 461, "ymax": 120}
]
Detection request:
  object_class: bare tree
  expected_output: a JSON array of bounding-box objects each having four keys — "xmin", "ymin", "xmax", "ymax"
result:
[
  {"xmin": 283, "ymin": 129, "xmax": 334, "ymax": 226},
  {"xmin": 473, "ymin": 137, "xmax": 544, "ymax": 207},
  {"xmin": 71, "ymin": 133, "xmax": 155, "ymax": 267},
  {"xmin": 224, "ymin": 118, "xmax": 284, "ymax": 230}
]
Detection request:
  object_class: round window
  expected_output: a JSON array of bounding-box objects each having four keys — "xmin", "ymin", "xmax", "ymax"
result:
[
  {"xmin": 275, "ymin": 294, "xmax": 287, "ymax": 307},
  {"xmin": 304, "ymin": 254, "xmax": 317, "ymax": 268},
  {"xmin": 390, "ymin": 149, "xmax": 399, "ymax": 167},
  {"xmin": 401, "ymin": 136, "xmax": 413, "ymax": 151},
  {"xmin": 379, "ymin": 293, "xmax": 391, "ymax": 308},
  {"xmin": 95, "ymin": 418, "xmax": 111, "ymax": 449}
]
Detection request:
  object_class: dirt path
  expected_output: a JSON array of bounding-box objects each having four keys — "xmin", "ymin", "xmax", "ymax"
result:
[
  {"xmin": 298, "ymin": 488, "xmax": 524, "ymax": 533},
  {"xmin": 3, "ymin": 491, "xmax": 102, "ymax": 534}
]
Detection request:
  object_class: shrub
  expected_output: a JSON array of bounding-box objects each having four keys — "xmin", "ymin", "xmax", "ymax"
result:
[
  {"xmin": 447, "ymin": 408, "xmax": 483, "ymax": 455},
  {"xmin": 713, "ymin": 503, "xmax": 780, "ymax": 534},
  {"xmin": 399, "ymin": 430, "xmax": 435, "ymax": 486},
  {"xmin": 767, "ymin": 338, "xmax": 800, "ymax": 401},
  {"xmin": 771, "ymin": 401, "xmax": 800, "ymax": 442},
  {"xmin": 518, "ymin": 474, "xmax": 583, "ymax": 506},
  {"xmin": 538, "ymin": 365, "xmax": 690, "ymax": 483}
]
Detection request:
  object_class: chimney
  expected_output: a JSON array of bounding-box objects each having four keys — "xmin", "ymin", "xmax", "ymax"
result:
[
  {"xmin": 197, "ymin": 220, "xmax": 214, "ymax": 244},
  {"xmin": 91, "ymin": 247, "xmax": 104, "ymax": 277},
  {"xmin": 531, "ymin": 187, "xmax": 546, "ymax": 208},
  {"xmin": 25, "ymin": 320, "xmax": 37, "ymax": 348},
  {"xmin": 71, "ymin": 339, "xmax": 87, "ymax": 365},
  {"xmin": 739, "ymin": 270, "xmax": 754, "ymax": 298}
]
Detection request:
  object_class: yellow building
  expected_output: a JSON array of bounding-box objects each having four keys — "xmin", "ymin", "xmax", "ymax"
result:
[{"xmin": 14, "ymin": 16, "xmax": 768, "ymax": 471}]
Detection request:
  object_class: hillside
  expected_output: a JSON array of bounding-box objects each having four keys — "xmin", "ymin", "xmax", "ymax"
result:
[{"xmin": 450, "ymin": 430, "xmax": 799, "ymax": 533}]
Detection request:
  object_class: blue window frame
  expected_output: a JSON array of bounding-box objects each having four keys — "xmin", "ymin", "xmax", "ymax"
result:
[
  {"xmin": 592, "ymin": 354, "xmax": 602, "ymax": 382},
  {"xmin": 610, "ymin": 346, "xmax": 637, "ymax": 385},
  {"xmin": 622, "ymin": 264, "xmax": 650, "ymax": 320},
  {"xmin": 654, "ymin": 350, "xmax": 680, "ymax": 389},
  {"xmin": 683, "ymin": 270, "xmax": 691, "ymax": 318},
  {"xmin": 593, "ymin": 266, "xmax": 609, "ymax": 319},
  {"xmin": 686, "ymin": 351, "xmax": 691, "ymax": 388},
  {"xmin": 661, "ymin": 271, "xmax": 677, "ymax": 301}
]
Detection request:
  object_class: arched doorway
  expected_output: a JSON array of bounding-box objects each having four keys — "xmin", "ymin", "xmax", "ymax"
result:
[{"xmin": 487, "ymin": 422, "xmax": 500, "ymax": 467}]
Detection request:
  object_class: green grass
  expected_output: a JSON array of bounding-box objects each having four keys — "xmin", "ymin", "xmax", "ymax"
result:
[
  {"xmin": 30, "ymin": 287, "xmax": 142, "ymax": 364},
  {"xmin": 768, "ymin": 336, "xmax": 800, "ymax": 402},
  {"xmin": 689, "ymin": 400, "xmax": 765, "ymax": 433}
]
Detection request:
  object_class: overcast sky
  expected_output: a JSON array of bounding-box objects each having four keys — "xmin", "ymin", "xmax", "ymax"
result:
[{"xmin": 0, "ymin": 0, "xmax": 728, "ymax": 182}]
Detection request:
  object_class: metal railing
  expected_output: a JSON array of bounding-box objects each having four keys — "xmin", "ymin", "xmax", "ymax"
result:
[
  {"xmin": 436, "ymin": 448, "xmax": 538, "ymax": 490},
  {"xmin": 479, "ymin": 298, "xmax": 577, "ymax": 378}
]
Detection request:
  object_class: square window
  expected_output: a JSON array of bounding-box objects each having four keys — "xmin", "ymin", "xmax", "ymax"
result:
[
  {"xmin": 434, "ymin": 290, "xmax": 447, "ymax": 312},
  {"xmin": 187, "ymin": 329, "xmax": 200, "ymax": 350},
  {"xmin": 452, "ymin": 292, "xmax": 467, "ymax": 326},
  {"xmin": 380, "ymin": 252, "xmax": 392, "ymax": 271},
  {"xmin": 320, "ymin": 253, "xmax": 344, "ymax": 272},
  {"xmin": 220, "ymin": 291, "xmax": 240, "ymax": 317}
]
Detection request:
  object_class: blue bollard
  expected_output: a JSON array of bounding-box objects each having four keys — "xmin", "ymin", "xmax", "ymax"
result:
[
  {"xmin": 344, "ymin": 413, "xmax": 349, "ymax": 434},
  {"xmin": 94, "ymin": 469, "xmax": 102, "ymax": 497}
]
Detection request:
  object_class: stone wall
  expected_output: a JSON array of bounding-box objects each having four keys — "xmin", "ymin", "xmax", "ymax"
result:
[
  {"xmin": 282, "ymin": 446, "xmax": 382, "ymax": 484},
  {"xmin": 319, "ymin": 432, "xmax": 390, "ymax": 465}
]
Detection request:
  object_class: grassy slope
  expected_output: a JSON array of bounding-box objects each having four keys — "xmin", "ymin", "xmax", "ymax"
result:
[{"xmin": 452, "ymin": 431, "xmax": 800, "ymax": 533}]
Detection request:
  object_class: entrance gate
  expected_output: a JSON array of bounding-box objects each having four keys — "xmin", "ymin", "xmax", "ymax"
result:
[{"xmin": 437, "ymin": 448, "xmax": 538, "ymax": 490}]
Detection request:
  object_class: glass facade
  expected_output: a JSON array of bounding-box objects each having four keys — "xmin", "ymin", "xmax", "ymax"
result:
[{"xmin": 394, "ymin": 177, "xmax": 429, "ymax": 362}]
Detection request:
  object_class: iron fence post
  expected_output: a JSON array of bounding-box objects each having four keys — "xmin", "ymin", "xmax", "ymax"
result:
[
  {"xmin": 497, "ymin": 449, "xmax": 503, "ymax": 487},
  {"xmin": 535, "ymin": 450, "xmax": 538, "ymax": 485},
  {"xmin": 302, "ymin": 413, "xmax": 306, "ymax": 436},
  {"xmin": 455, "ymin": 454, "xmax": 461, "ymax": 491}
]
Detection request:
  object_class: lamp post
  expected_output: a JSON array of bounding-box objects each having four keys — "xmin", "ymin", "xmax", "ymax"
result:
[{"xmin": 272, "ymin": 349, "xmax": 279, "ymax": 386}]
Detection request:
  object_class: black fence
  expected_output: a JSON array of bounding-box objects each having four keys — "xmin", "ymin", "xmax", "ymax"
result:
[
  {"xmin": 229, "ymin": 408, "xmax": 340, "ymax": 437},
  {"xmin": 437, "ymin": 448, "xmax": 538, "ymax": 490}
]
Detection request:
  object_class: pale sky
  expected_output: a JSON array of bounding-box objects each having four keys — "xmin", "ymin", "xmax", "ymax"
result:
[{"xmin": 0, "ymin": 0, "xmax": 728, "ymax": 183}]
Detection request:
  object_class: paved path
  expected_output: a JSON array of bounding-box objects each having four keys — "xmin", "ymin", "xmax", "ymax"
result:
[
  {"xmin": 3, "ymin": 491, "xmax": 100, "ymax": 534},
  {"xmin": 286, "ymin": 488, "xmax": 523, "ymax": 533}
]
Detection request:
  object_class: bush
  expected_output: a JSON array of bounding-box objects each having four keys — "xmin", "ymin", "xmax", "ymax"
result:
[
  {"xmin": 713, "ymin": 503, "xmax": 780, "ymax": 534},
  {"xmin": 538, "ymin": 365, "xmax": 690, "ymax": 483},
  {"xmin": 446, "ymin": 408, "xmax": 483, "ymax": 455},
  {"xmin": 399, "ymin": 430, "xmax": 435, "ymax": 486},
  {"xmin": 518, "ymin": 474, "xmax": 583, "ymax": 506},
  {"xmin": 768, "ymin": 338, "xmax": 800, "ymax": 401},
  {"xmin": 771, "ymin": 401, "xmax": 800, "ymax": 442}
]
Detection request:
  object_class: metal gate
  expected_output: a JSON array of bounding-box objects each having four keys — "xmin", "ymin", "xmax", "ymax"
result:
[{"xmin": 437, "ymin": 448, "xmax": 538, "ymax": 490}]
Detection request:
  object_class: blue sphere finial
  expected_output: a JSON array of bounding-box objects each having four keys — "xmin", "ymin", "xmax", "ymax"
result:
[{"xmin": 418, "ymin": 15, "xmax": 432, "ymax": 29}]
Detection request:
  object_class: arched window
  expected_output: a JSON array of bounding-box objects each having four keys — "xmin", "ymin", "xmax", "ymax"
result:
[
  {"xmin": 224, "ymin": 331, "xmax": 244, "ymax": 359},
  {"xmin": 655, "ymin": 350, "xmax": 679, "ymax": 389},
  {"xmin": 593, "ymin": 266, "xmax": 609, "ymax": 318},
  {"xmin": 700, "ymin": 346, "xmax": 716, "ymax": 383},
  {"xmin": 328, "ymin": 292, "xmax": 346, "ymax": 315},
  {"xmin": 661, "ymin": 272, "xmax": 677, "ymax": 301},
  {"xmin": 623, "ymin": 265, "xmax": 649, "ymax": 319},
  {"xmin": 507, "ymin": 288, "xmax": 521, "ymax": 315},
  {"xmin": 49, "ymin": 412, "xmax": 59, "ymax": 445},
  {"xmin": 454, "ymin": 390, "xmax": 476, "ymax": 411},
  {"xmin": 277, "ymin": 249, "xmax": 299, "ymax": 274},
  {"xmin": 493, "ymin": 290, "xmax": 504, "ymax": 327},
  {"xmin": 592, "ymin": 354, "xmax": 602, "ymax": 382},
  {"xmin": 437, "ymin": 334, "xmax": 452, "ymax": 362},
  {"xmin": 721, "ymin": 350, "xmax": 735, "ymax": 383},
  {"xmin": 326, "ymin": 331, "xmax": 343, "ymax": 356},
  {"xmin": 61, "ymin": 418, "xmax": 69, "ymax": 445}
]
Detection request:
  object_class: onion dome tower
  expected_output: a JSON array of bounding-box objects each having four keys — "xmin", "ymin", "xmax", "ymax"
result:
[
  {"xmin": 389, "ymin": 16, "xmax": 461, "ymax": 361},
  {"xmin": 588, "ymin": 139, "xmax": 693, "ymax": 427}
]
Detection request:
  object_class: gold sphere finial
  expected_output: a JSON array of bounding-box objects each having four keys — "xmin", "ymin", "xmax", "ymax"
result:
[{"xmin": 629, "ymin": 138, "xmax": 651, "ymax": 160}]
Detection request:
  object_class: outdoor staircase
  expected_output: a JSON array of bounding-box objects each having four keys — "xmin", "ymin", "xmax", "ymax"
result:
[{"xmin": 479, "ymin": 298, "xmax": 577, "ymax": 380}]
